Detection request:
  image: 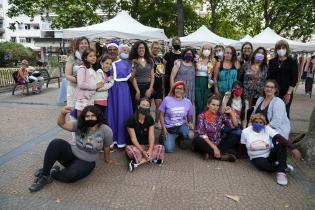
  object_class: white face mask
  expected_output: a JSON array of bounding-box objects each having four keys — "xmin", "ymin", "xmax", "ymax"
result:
[
  {"xmin": 120, "ymin": 52, "xmax": 129, "ymax": 60},
  {"xmin": 216, "ymin": 51, "xmax": 223, "ymax": 58},
  {"xmin": 277, "ymin": 49, "xmax": 286, "ymax": 57},
  {"xmin": 202, "ymin": 49, "xmax": 211, "ymax": 57}
]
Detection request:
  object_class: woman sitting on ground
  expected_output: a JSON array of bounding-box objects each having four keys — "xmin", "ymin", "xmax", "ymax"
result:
[
  {"xmin": 126, "ymin": 98, "xmax": 165, "ymax": 172},
  {"xmin": 29, "ymin": 105, "xmax": 113, "ymax": 192},
  {"xmin": 241, "ymin": 113, "xmax": 302, "ymax": 186},
  {"xmin": 192, "ymin": 96, "xmax": 239, "ymax": 162},
  {"xmin": 159, "ymin": 81, "xmax": 194, "ymax": 153}
]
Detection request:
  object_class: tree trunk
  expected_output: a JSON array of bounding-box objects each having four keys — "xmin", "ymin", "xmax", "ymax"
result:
[
  {"xmin": 263, "ymin": 0, "xmax": 270, "ymax": 28},
  {"xmin": 295, "ymin": 105, "xmax": 315, "ymax": 164},
  {"xmin": 209, "ymin": 0, "xmax": 218, "ymax": 33},
  {"xmin": 177, "ymin": 0, "xmax": 184, "ymax": 36}
]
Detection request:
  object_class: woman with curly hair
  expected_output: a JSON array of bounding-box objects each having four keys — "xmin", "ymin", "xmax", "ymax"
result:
[
  {"xmin": 29, "ymin": 105, "xmax": 113, "ymax": 192},
  {"xmin": 129, "ymin": 40, "xmax": 155, "ymax": 108}
]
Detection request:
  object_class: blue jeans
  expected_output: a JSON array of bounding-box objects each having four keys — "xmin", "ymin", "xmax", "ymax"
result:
[{"xmin": 164, "ymin": 124, "xmax": 189, "ymax": 153}]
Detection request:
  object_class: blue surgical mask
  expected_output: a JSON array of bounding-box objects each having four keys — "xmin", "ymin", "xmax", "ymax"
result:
[
  {"xmin": 252, "ymin": 123, "xmax": 265, "ymax": 132},
  {"xmin": 120, "ymin": 52, "xmax": 129, "ymax": 60}
]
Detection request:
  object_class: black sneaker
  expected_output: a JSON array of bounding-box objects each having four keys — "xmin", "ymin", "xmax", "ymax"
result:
[
  {"xmin": 155, "ymin": 159, "xmax": 164, "ymax": 165},
  {"xmin": 29, "ymin": 175, "xmax": 53, "ymax": 192},
  {"xmin": 34, "ymin": 168, "xmax": 43, "ymax": 177},
  {"xmin": 128, "ymin": 160, "xmax": 135, "ymax": 172},
  {"xmin": 50, "ymin": 165, "xmax": 60, "ymax": 176},
  {"xmin": 220, "ymin": 154, "xmax": 237, "ymax": 162}
]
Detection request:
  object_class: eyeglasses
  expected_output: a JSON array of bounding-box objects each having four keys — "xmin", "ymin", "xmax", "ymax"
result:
[
  {"xmin": 253, "ymin": 121, "xmax": 265, "ymax": 124},
  {"xmin": 264, "ymin": 85, "xmax": 275, "ymax": 89}
]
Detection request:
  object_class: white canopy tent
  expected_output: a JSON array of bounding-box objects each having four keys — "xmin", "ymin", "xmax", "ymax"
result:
[
  {"xmin": 232, "ymin": 27, "xmax": 311, "ymax": 51},
  {"xmin": 239, "ymin": 35, "xmax": 253, "ymax": 42},
  {"xmin": 63, "ymin": 11, "xmax": 168, "ymax": 41},
  {"xmin": 180, "ymin": 25, "xmax": 237, "ymax": 47}
]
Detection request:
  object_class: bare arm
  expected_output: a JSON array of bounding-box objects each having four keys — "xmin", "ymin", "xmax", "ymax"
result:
[
  {"xmin": 65, "ymin": 61, "xmax": 76, "ymax": 83},
  {"xmin": 148, "ymin": 125, "xmax": 155, "ymax": 152},
  {"xmin": 170, "ymin": 63, "xmax": 180, "ymax": 89},
  {"xmin": 103, "ymin": 145, "xmax": 111, "ymax": 163},
  {"xmin": 57, "ymin": 106, "xmax": 75, "ymax": 131},
  {"xmin": 160, "ymin": 111, "xmax": 168, "ymax": 136},
  {"xmin": 127, "ymin": 127, "xmax": 145, "ymax": 152}
]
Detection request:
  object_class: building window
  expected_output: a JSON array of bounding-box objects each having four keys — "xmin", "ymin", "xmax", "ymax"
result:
[
  {"xmin": 20, "ymin": 38, "xmax": 26, "ymax": 43},
  {"xmin": 11, "ymin": 37, "xmax": 16, "ymax": 42},
  {"xmin": 18, "ymin": 23, "xmax": 23, "ymax": 30},
  {"xmin": 33, "ymin": 24, "xmax": 40, "ymax": 30},
  {"xmin": 26, "ymin": 38, "xmax": 31, "ymax": 43},
  {"xmin": 25, "ymin": 24, "xmax": 30, "ymax": 30}
]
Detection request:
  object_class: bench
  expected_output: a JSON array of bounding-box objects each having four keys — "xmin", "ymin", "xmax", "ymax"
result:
[
  {"xmin": 11, "ymin": 68, "xmax": 60, "ymax": 95},
  {"xmin": 38, "ymin": 68, "xmax": 60, "ymax": 88},
  {"xmin": 11, "ymin": 71, "xmax": 31, "ymax": 95}
]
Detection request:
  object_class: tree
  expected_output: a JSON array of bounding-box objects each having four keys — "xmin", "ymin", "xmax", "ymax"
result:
[
  {"xmin": 177, "ymin": 0, "xmax": 184, "ymax": 36},
  {"xmin": 295, "ymin": 106, "xmax": 315, "ymax": 164},
  {"xmin": 0, "ymin": 42, "xmax": 37, "ymax": 67}
]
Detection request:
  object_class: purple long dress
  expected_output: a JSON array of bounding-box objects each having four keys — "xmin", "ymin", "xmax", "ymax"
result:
[{"xmin": 107, "ymin": 59, "xmax": 133, "ymax": 148}]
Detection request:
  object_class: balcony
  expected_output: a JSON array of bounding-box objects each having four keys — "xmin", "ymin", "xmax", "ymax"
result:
[{"xmin": 10, "ymin": 29, "xmax": 41, "ymax": 38}]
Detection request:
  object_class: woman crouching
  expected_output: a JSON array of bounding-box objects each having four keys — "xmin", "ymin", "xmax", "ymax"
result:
[{"xmin": 126, "ymin": 98, "xmax": 165, "ymax": 172}]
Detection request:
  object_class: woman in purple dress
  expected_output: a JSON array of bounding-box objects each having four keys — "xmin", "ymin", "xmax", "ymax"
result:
[{"xmin": 106, "ymin": 39, "xmax": 133, "ymax": 148}]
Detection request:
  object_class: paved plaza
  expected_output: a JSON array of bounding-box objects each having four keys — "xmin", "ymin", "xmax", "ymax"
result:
[{"xmin": 0, "ymin": 84, "xmax": 315, "ymax": 210}]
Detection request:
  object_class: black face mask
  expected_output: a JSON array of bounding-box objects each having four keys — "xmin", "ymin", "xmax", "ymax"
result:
[
  {"xmin": 173, "ymin": 44, "xmax": 181, "ymax": 51},
  {"xmin": 85, "ymin": 120, "xmax": 98, "ymax": 127},
  {"xmin": 138, "ymin": 107, "xmax": 150, "ymax": 115}
]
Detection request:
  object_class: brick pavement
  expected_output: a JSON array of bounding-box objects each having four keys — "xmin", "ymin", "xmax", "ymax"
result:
[{"xmin": 0, "ymin": 84, "xmax": 314, "ymax": 210}]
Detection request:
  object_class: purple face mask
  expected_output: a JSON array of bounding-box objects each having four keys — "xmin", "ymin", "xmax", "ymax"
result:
[
  {"xmin": 184, "ymin": 54, "xmax": 193, "ymax": 62},
  {"xmin": 255, "ymin": 53, "xmax": 264, "ymax": 63}
]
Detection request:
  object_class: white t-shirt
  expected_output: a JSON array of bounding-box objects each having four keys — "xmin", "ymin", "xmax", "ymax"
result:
[{"xmin": 241, "ymin": 126, "xmax": 278, "ymax": 160}]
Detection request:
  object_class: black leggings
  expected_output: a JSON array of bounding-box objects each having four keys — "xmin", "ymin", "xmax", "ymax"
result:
[
  {"xmin": 193, "ymin": 134, "xmax": 240, "ymax": 158},
  {"xmin": 42, "ymin": 139, "xmax": 95, "ymax": 183},
  {"xmin": 251, "ymin": 142, "xmax": 287, "ymax": 173}
]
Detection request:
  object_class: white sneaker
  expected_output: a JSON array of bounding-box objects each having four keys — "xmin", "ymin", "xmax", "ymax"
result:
[
  {"xmin": 276, "ymin": 172, "xmax": 288, "ymax": 186},
  {"xmin": 154, "ymin": 122, "xmax": 162, "ymax": 129},
  {"xmin": 285, "ymin": 164, "xmax": 294, "ymax": 173}
]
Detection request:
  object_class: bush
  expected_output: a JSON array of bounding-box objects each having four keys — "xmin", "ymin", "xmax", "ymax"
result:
[{"xmin": 0, "ymin": 42, "xmax": 37, "ymax": 67}]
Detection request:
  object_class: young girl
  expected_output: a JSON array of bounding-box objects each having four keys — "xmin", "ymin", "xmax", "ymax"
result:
[
  {"xmin": 93, "ymin": 55, "xmax": 114, "ymax": 118},
  {"xmin": 221, "ymin": 81, "xmax": 249, "ymax": 129},
  {"xmin": 75, "ymin": 49, "xmax": 104, "ymax": 116}
]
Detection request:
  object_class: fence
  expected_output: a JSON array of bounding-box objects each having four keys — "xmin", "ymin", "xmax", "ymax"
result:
[{"xmin": 0, "ymin": 66, "xmax": 63, "ymax": 93}]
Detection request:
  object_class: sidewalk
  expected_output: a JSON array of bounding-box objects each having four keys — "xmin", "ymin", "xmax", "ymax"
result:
[{"xmin": 0, "ymin": 84, "xmax": 314, "ymax": 210}]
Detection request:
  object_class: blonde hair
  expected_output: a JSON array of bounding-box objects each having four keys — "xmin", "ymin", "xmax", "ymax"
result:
[
  {"xmin": 200, "ymin": 42, "xmax": 213, "ymax": 59},
  {"xmin": 250, "ymin": 113, "xmax": 267, "ymax": 124}
]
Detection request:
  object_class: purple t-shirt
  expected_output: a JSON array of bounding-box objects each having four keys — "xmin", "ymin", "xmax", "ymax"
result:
[{"xmin": 159, "ymin": 96, "xmax": 193, "ymax": 128}]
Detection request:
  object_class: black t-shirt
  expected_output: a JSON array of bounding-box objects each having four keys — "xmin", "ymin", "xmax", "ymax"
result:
[
  {"xmin": 163, "ymin": 51, "xmax": 182, "ymax": 76},
  {"xmin": 126, "ymin": 114, "xmax": 155, "ymax": 145},
  {"xmin": 268, "ymin": 56, "xmax": 298, "ymax": 98},
  {"xmin": 153, "ymin": 56, "xmax": 164, "ymax": 90}
]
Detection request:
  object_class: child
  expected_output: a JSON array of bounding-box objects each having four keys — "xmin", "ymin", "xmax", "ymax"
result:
[
  {"xmin": 241, "ymin": 113, "xmax": 302, "ymax": 186},
  {"xmin": 74, "ymin": 48, "xmax": 104, "ymax": 116},
  {"xmin": 93, "ymin": 55, "xmax": 114, "ymax": 118},
  {"xmin": 221, "ymin": 81, "xmax": 249, "ymax": 129}
]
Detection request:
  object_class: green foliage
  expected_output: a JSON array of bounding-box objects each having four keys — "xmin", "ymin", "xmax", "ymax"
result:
[
  {"xmin": 6, "ymin": 0, "xmax": 315, "ymax": 41},
  {"xmin": 0, "ymin": 42, "xmax": 37, "ymax": 67}
]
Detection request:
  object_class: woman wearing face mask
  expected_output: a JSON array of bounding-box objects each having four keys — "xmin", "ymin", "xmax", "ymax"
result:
[
  {"xmin": 241, "ymin": 113, "xmax": 302, "ymax": 186},
  {"xmin": 126, "ymin": 98, "xmax": 165, "ymax": 172},
  {"xmin": 268, "ymin": 40, "xmax": 298, "ymax": 118},
  {"xmin": 238, "ymin": 42, "xmax": 253, "ymax": 83},
  {"xmin": 195, "ymin": 43, "xmax": 216, "ymax": 116},
  {"xmin": 243, "ymin": 47, "xmax": 268, "ymax": 108},
  {"xmin": 221, "ymin": 81, "xmax": 249, "ymax": 129},
  {"xmin": 119, "ymin": 44, "xmax": 130, "ymax": 60},
  {"xmin": 65, "ymin": 37, "xmax": 90, "ymax": 108},
  {"xmin": 213, "ymin": 45, "xmax": 224, "ymax": 62},
  {"xmin": 213, "ymin": 46, "xmax": 240, "ymax": 97},
  {"xmin": 29, "ymin": 105, "xmax": 113, "ymax": 192},
  {"xmin": 170, "ymin": 47, "xmax": 196, "ymax": 103},
  {"xmin": 252, "ymin": 80, "xmax": 290, "ymax": 139},
  {"xmin": 192, "ymin": 96, "xmax": 239, "ymax": 162},
  {"xmin": 163, "ymin": 37, "xmax": 182, "ymax": 96}
]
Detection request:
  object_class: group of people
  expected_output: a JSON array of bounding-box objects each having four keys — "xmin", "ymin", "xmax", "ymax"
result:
[{"xmin": 29, "ymin": 36, "xmax": 303, "ymax": 192}]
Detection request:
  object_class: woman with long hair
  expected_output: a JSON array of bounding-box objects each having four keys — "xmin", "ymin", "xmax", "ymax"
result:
[{"xmin": 29, "ymin": 105, "xmax": 113, "ymax": 192}]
